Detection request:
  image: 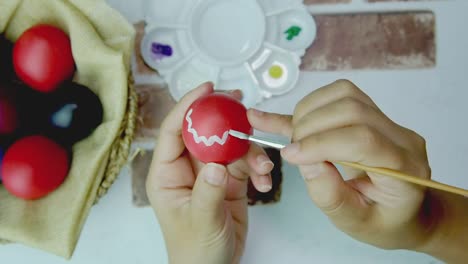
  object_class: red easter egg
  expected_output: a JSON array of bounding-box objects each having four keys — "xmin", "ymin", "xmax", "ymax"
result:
[
  {"xmin": 182, "ymin": 93, "xmax": 252, "ymax": 165},
  {"xmin": 13, "ymin": 24, "xmax": 75, "ymax": 93},
  {"xmin": 2, "ymin": 136, "xmax": 70, "ymax": 200}
]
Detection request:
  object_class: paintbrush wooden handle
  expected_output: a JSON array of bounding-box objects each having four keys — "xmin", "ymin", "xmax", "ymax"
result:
[
  {"xmin": 337, "ymin": 161, "xmax": 468, "ymax": 197},
  {"xmin": 232, "ymin": 131, "xmax": 468, "ymax": 196}
]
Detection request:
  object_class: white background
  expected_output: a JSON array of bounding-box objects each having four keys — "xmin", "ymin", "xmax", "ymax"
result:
[{"xmin": 1, "ymin": 0, "xmax": 467, "ymax": 263}]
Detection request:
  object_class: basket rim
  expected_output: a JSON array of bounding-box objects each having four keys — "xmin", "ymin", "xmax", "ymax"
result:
[{"xmin": 94, "ymin": 74, "xmax": 138, "ymax": 203}]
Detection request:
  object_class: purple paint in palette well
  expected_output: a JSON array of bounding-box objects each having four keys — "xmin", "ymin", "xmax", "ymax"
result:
[{"xmin": 150, "ymin": 42, "xmax": 173, "ymax": 61}]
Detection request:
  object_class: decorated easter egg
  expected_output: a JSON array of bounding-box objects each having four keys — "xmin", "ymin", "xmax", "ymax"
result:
[
  {"xmin": 13, "ymin": 24, "xmax": 75, "ymax": 92},
  {"xmin": 2, "ymin": 136, "xmax": 70, "ymax": 200},
  {"xmin": 44, "ymin": 82, "xmax": 103, "ymax": 145},
  {"xmin": 182, "ymin": 93, "xmax": 252, "ymax": 165}
]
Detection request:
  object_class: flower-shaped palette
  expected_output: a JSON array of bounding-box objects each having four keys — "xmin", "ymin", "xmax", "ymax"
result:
[{"xmin": 142, "ymin": 0, "xmax": 316, "ymax": 107}]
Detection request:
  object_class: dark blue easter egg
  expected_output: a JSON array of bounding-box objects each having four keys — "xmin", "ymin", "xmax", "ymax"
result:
[{"xmin": 45, "ymin": 82, "xmax": 103, "ymax": 145}]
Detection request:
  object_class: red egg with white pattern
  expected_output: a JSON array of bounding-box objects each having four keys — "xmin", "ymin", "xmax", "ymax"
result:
[{"xmin": 182, "ymin": 93, "xmax": 252, "ymax": 165}]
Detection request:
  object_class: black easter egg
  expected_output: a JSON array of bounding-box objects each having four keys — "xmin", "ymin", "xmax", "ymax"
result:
[
  {"xmin": 0, "ymin": 34, "xmax": 15, "ymax": 82},
  {"xmin": 45, "ymin": 82, "xmax": 103, "ymax": 145},
  {"xmin": 13, "ymin": 82, "xmax": 49, "ymax": 136},
  {"xmin": 0, "ymin": 84, "xmax": 18, "ymax": 135}
]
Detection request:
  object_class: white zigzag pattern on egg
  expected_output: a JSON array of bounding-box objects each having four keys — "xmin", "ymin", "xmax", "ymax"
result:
[{"xmin": 186, "ymin": 109, "xmax": 229, "ymax": 146}]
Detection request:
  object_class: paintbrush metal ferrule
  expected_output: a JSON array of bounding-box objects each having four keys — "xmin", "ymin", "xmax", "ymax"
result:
[{"xmin": 229, "ymin": 130, "xmax": 287, "ymax": 149}]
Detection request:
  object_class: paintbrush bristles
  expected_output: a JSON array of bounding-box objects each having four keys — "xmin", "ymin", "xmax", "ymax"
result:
[{"xmin": 229, "ymin": 130, "xmax": 249, "ymax": 140}]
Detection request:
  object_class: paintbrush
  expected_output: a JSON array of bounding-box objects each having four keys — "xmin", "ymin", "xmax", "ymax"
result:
[{"xmin": 229, "ymin": 130, "xmax": 468, "ymax": 197}]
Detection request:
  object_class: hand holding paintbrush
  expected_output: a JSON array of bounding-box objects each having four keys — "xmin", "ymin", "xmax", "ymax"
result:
[
  {"xmin": 241, "ymin": 80, "xmax": 468, "ymax": 262},
  {"xmin": 229, "ymin": 129, "xmax": 468, "ymax": 197}
]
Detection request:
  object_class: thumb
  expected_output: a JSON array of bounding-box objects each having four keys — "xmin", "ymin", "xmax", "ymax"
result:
[
  {"xmin": 299, "ymin": 162, "xmax": 371, "ymax": 230},
  {"xmin": 191, "ymin": 163, "xmax": 228, "ymax": 227}
]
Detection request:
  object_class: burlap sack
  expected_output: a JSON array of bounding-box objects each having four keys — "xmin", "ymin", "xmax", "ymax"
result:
[{"xmin": 0, "ymin": 0, "xmax": 137, "ymax": 258}]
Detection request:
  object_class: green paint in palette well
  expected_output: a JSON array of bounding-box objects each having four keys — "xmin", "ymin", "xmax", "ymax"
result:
[{"xmin": 284, "ymin": 26, "xmax": 302, "ymax": 41}]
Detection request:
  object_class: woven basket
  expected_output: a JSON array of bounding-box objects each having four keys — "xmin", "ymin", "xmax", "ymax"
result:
[
  {"xmin": 0, "ymin": 0, "xmax": 137, "ymax": 258},
  {"xmin": 95, "ymin": 75, "xmax": 137, "ymax": 202}
]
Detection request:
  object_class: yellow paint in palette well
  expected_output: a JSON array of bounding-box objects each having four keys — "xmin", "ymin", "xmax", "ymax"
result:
[{"xmin": 268, "ymin": 65, "xmax": 284, "ymax": 79}]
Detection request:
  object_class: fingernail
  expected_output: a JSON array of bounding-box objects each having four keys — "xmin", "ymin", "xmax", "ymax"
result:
[
  {"xmin": 199, "ymin": 82, "xmax": 214, "ymax": 92},
  {"xmin": 249, "ymin": 108, "xmax": 264, "ymax": 117},
  {"xmin": 199, "ymin": 81, "xmax": 211, "ymax": 88},
  {"xmin": 228, "ymin": 89, "xmax": 242, "ymax": 94},
  {"xmin": 229, "ymin": 90, "xmax": 243, "ymax": 100},
  {"xmin": 258, "ymin": 175, "xmax": 272, "ymax": 193},
  {"xmin": 257, "ymin": 155, "xmax": 274, "ymax": 172},
  {"xmin": 301, "ymin": 164, "xmax": 322, "ymax": 181},
  {"xmin": 201, "ymin": 81, "xmax": 213, "ymax": 86},
  {"xmin": 203, "ymin": 164, "xmax": 227, "ymax": 186},
  {"xmin": 281, "ymin": 143, "xmax": 300, "ymax": 158}
]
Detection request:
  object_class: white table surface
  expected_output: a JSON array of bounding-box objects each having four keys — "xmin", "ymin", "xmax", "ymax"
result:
[{"xmin": 1, "ymin": 0, "xmax": 467, "ymax": 263}]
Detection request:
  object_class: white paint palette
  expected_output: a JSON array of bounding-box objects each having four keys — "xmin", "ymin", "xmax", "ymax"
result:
[{"xmin": 142, "ymin": 0, "xmax": 316, "ymax": 107}]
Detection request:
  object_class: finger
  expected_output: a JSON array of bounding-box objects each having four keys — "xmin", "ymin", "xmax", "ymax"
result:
[
  {"xmin": 147, "ymin": 158, "xmax": 195, "ymax": 194},
  {"xmin": 250, "ymin": 172, "xmax": 273, "ymax": 193},
  {"xmin": 347, "ymin": 174, "xmax": 424, "ymax": 213},
  {"xmin": 293, "ymin": 80, "xmax": 380, "ymax": 126},
  {"xmin": 244, "ymin": 144, "xmax": 274, "ymax": 176},
  {"xmin": 282, "ymin": 125, "xmax": 407, "ymax": 170},
  {"xmin": 342, "ymin": 167, "xmax": 367, "ymax": 180},
  {"xmin": 300, "ymin": 162, "xmax": 372, "ymax": 230},
  {"xmin": 228, "ymin": 89, "xmax": 243, "ymax": 101},
  {"xmin": 154, "ymin": 82, "xmax": 214, "ymax": 164},
  {"xmin": 148, "ymin": 82, "xmax": 213, "ymax": 191},
  {"xmin": 292, "ymin": 97, "xmax": 408, "ymax": 146},
  {"xmin": 191, "ymin": 163, "xmax": 228, "ymax": 228},
  {"xmin": 227, "ymin": 144, "xmax": 273, "ymax": 193},
  {"xmin": 247, "ymin": 109, "xmax": 293, "ymax": 138},
  {"xmin": 246, "ymin": 145, "xmax": 273, "ymax": 193},
  {"xmin": 347, "ymin": 176, "xmax": 385, "ymax": 205},
  {"xmin": 245, "ymin": 145, "xmax": 274, "ymax": 193},
  {"xmin": 217, "ymin": 89, "xmax": 243, "ymax": 101}
]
